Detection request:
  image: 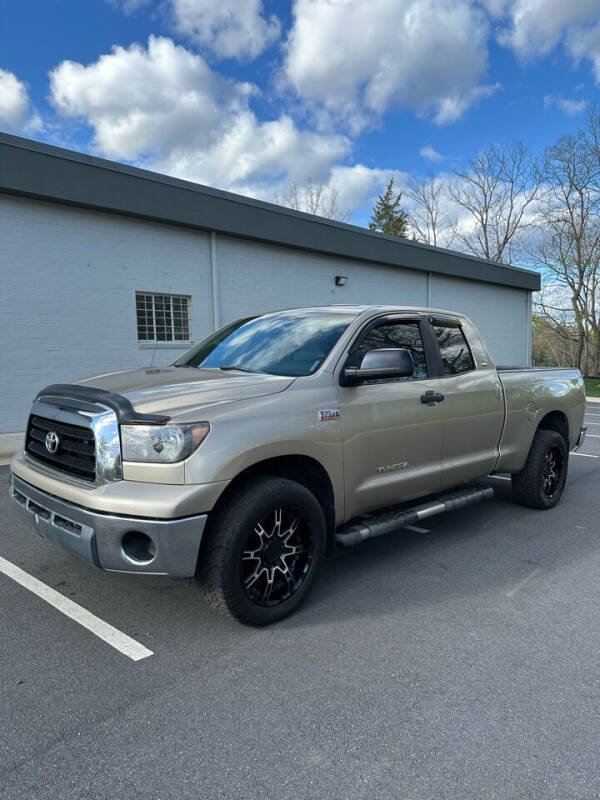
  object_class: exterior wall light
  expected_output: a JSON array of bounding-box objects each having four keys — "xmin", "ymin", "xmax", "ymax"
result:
[{"xmin": 335, "ymin": 276, "xmax": 347, "ymax": 286}]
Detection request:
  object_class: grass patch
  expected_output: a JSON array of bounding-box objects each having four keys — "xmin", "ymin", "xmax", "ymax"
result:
[{"xmin": 584, "ymin": 377, "xmax": 600, "ymax": 397}]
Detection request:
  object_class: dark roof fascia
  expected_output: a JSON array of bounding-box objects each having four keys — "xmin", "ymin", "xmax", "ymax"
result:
[{"xmin": 0, "ymin": 132, "xmax": 540, "ymax": 291}]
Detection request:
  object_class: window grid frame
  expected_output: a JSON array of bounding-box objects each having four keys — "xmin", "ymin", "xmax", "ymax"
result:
[{"xmin": 136, "ymin": 292, "xmax": 191, "ymax": 343}]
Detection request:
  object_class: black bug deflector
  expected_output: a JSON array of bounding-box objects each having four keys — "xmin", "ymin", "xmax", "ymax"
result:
[{"xmin": 35, "ymin": 384, "xmax": 171, "ymax": 425}]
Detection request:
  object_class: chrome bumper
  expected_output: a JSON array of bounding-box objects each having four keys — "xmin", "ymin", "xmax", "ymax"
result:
[
  {"xmin": 575, "ymin": 425, "xmax": 588, "ymax": 450},
  {"xmin": 10, "ymin": 475, "xmax": 207, "ymax": 577}
]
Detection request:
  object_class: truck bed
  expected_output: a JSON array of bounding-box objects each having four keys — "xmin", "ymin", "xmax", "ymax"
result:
[{"xmin": 495, "ymin": 366, "xmax": 585, "ymax": 473}]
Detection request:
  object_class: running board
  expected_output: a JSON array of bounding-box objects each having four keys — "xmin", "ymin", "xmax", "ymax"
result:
[{"xmin": 335, "ymin": 484, "xmax": 494, "ymax": 547}]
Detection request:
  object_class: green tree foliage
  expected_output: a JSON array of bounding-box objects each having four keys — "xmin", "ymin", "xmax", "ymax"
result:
[{"xmin": 369, "ymin": 178, "xmax": 409, "ymax": 237}]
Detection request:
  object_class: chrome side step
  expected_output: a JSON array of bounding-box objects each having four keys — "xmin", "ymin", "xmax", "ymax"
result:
[{"xmin": 335, "ymin": 484, "xmax": 494, "ymax": 547}]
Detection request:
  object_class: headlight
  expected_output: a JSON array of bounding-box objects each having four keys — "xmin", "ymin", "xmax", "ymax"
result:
[{"xmin": 121, "ymin": 423, "xmax": 210, "ymax": 463}]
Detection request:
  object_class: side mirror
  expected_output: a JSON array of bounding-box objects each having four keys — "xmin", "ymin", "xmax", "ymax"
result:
[{"xmin": 342, "ymin": 348, "xmax": 414, "ymax": 386}]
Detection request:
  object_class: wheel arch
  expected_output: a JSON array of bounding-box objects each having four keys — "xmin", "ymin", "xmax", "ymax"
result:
[
  {"xmin": 537, "ymin": 409, "xmax": 570, "ymax": 448},
  {"xmin": 204, "ymin": 454, "xmax": 337, "ymax": 554}
]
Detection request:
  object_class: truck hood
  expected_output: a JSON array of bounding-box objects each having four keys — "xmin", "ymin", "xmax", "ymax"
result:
[{"xmin": 77, "ymin": 367, "xmax": 295, "ymax": 419}]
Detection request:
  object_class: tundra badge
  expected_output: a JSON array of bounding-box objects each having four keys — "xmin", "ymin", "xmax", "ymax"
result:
[
  {"xmin": 377, "ymin": 462, "xmax": 409, "ymax": 474},
  {"xmin": 319, "ymin": 409, "xmax": 340, "ymax": 421}
]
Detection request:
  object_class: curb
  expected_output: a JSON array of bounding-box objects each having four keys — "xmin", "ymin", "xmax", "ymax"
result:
[{"xmin": 586, "ymin": 397, "xmax": 600, "ymax": 404}]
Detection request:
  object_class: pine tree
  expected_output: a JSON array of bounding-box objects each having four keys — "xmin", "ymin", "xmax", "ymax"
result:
[{"xmin": 369, "ymin": 178, "xmax": 409, "ymax": 237}]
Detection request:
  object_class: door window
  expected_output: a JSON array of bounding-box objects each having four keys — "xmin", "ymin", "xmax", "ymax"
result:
[
  {"xmin": 433, "ymin": 324, "xmax": 475, "ymax": 375},
  {"xmin": 356, "ymin": 321, "xmax": 427, "ymax": 379}
]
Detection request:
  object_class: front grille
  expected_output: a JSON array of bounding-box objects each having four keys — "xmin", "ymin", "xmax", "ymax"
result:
[{"xmin": 25, "ymin": 415, "xmax": 96, "ymax": 483}]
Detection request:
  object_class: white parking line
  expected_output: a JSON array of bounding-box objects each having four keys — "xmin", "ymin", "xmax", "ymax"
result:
[
  {"xmin": 489, "ymin": 475, "xmax": 511, "ymax": 481},
  {"xmin": 572, "ymin": 452, "xmax": 599, "ymax": 458},
  {"xmin": 506, "ymin": 568, "xmax": 541, "ymax": 598},
  {"xmin": 0, "ymin": 556, "xmax": 153, "ymax": 661},
  {"xmin": 585, "ymin": 433, "xmax": 600, "ymax": 437},
  {"xmin": 405, "ymin": 525, "xmax": 430, "ymax": 534}
]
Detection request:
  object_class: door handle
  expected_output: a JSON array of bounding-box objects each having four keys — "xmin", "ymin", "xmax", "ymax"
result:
[{"xmin": 421, "ymin": 390, "xmax": 445, "ymax": 405}]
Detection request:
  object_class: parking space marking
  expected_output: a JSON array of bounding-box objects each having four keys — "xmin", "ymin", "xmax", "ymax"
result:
[
  {"xmin": 572, "ymin": 452, "xmax": 599, "ymax": 458},
  {"xmin": 405, "ymin": 525, "xmax": 430, "ymax": 533},
  {"xmin": 0, "ymin": 556, "xmax": 153, "ymax": 662},
  {"xmin": 489, "ymin": 475, "xmax": 511, "ymax": 481},
  {"xmin": 585, "ymin": 433, "xmax": 600, "ymax": 437},
  {"xmin": 506, "ymin": 568, "xmax": 541, "ymax": 598}
]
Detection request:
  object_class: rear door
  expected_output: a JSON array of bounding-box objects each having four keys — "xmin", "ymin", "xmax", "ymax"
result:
[
  {"xmin": 335, "ymin": 314, "xmax": 446, "ymax": 519},
  {"xmin": 428, "ymin": 316, "xmax": 504, "ymax": 488}
]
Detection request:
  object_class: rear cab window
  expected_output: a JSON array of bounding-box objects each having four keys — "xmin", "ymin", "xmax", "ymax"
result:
[{"xmin": 432, "ymin": 322, "xmax": 475, "ymax": 375}]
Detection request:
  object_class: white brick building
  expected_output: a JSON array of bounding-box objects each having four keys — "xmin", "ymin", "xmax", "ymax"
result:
[{"xmin": 0, "ymin": 132, "xmax": 540, "ymax": 435}]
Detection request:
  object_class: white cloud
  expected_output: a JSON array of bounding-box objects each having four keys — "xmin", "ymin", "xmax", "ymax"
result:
[
  {"xmin": 0, "ymin": 69, "xmax": 29, "ymax": 127},
  {"xmin": 155, "ymin": 113, "xmax": 351, "ymax": 196},
  {"xmin": 108, "ymin": 0, "xmax": 150, "ymax": 13},
  {"xmin": 49, "ymin": 36, "xmax": 255, "ymax": 160},
  {"xmin": 109, "ymin": 0, "xmax": 280, "ymax": 59},
  {"xmin": 284, "ymin": 0, "xmax": 492, "ymax": 130},
  {"xmin": 568, "ymin": 21, "xmax": 600, "ymax": 85},
  {"xmin": 435, "ymin": 82, "xmax": 501, "ymax": 125},
  {"xmin": 544, "ymin": 94, "xmax": 588, "ymax": 116},
  {"xmin": 420, "ymin": 145, "xmax": 444, "ymax": 163},
  {"xmin": 48, "ymin": 36, "xmax": 360, "ymax": 201},
  {"xmin": 0, "ymin": 68, "xmax": 42, "ymax": 133},
  {"xmin": 169, "ymin": 0, "xmax": 280, "ymax": 59},
  {"xmin": 487, "ymin": 0, "xmax": 600, "ymax": 61},
  {"xmin": 326, "ymin": 164, "xmax": 407, "ymax": 212}
]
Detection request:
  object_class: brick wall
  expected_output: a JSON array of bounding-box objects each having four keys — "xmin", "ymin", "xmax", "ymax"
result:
[{"xmin": 0, "ymin": 195, "xmax": 211, "ymax": 432}]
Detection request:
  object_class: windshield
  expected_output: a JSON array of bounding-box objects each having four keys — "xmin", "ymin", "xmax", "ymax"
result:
[{"xmin": 174, "ymin": 310, "xmax": 354, "ymax": 377}]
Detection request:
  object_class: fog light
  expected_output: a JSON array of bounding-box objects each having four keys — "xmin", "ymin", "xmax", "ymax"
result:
[{"xmin": 121, "ymin": 531, "xmax": 157, "ymax": 564}]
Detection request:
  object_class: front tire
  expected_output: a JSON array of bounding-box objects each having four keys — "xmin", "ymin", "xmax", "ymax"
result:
[
  {"xmin": 511, "ymin": 429, "xmax": 568, "ymax": 509},
  {"xmin": 196, "ymin": 476, "xmax": 326, "ymax": 625}
]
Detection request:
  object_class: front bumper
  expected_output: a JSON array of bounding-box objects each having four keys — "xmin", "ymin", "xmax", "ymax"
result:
[{"xmin": 10, "ymin": 475, "xmax": 207, "ymax": 577}]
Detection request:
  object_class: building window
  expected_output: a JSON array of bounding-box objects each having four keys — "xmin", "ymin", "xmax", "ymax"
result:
[{"xmin": 136, "ymin": 292, "xmax": 190, "ymax": 342}]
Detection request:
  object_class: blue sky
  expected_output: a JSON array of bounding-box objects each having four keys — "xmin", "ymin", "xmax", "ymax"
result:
[{"xmin": 2, "ymin": 0, "xmax": 600, "ymax": 225}]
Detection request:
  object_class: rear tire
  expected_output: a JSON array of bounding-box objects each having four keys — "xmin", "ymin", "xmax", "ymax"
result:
[
  {"xmin": 511, "ymin": 429, "xmax": 568, "ymax": 509},
  {"xmin": 196, "ymin": 476, "xmax": 326, "ymax": 626}
]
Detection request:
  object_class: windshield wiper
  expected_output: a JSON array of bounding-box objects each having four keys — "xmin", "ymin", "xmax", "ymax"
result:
[{"xmin": 219, "ymin": 365, "xmax": 265, "ymax": 374}]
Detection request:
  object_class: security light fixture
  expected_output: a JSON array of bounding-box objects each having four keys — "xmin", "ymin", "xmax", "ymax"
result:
[{"xmin": 335, "ymin": 275, "xmax": 347, "ymax": 286}]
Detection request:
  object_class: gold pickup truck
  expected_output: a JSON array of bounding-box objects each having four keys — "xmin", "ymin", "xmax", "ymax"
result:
[{"xmin": 10, "ymin": 306, "xmax": 586, "ymax": 625}]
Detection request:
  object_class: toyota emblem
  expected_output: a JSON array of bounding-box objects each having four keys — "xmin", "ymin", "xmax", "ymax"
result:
[{"xmin": 45, "ymin": 430, "xmax": 60, "ymax": 454}]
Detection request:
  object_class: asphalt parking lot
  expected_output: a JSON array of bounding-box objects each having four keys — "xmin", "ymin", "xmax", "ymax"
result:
[{"xmin": 1, "ymin": 410, "xmax": 599, "ymax": 800}]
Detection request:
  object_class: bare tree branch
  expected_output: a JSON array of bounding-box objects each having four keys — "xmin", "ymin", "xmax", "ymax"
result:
[
  {"xmin": 405, "ymin": 173, "xmax": 456, "ymax": 248},
  {"xmin": 274, "ymin": 177, "xmax": 351, "ymax": 222},
  {"xmin": 449, "ymin": 142, "xmax": 540, "ymax": 263}
]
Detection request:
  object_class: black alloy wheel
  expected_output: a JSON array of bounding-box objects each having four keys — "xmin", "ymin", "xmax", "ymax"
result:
[
  {"xmin": 240, "ymin": 506, "xmax": 315, "ymax": 607},
  {"xmin": 541, "ymin": 445, "xmax": 564, "ymax": 499}
]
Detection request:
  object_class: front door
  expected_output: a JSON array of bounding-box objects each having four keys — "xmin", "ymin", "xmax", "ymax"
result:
[{"xmin": 335, "ymin": 316, "xmax": 446, "ymax": 520}]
